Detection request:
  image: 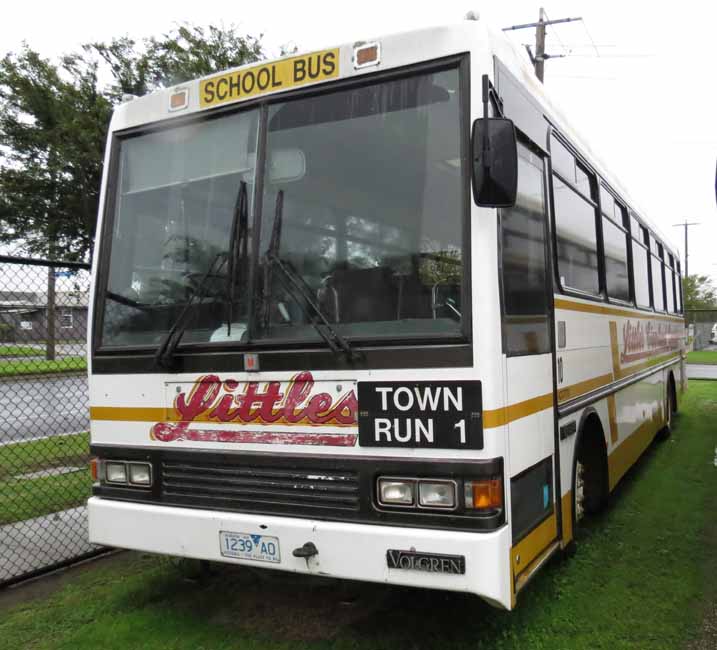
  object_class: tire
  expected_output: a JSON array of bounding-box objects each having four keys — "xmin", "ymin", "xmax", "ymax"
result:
[
  {"xmin": 657, "ymin": 379, "xmax": 675, "ymax": 441},
  {"xmin": 575, "ymin": 428, "xmax": 609, "ymax": 516}
]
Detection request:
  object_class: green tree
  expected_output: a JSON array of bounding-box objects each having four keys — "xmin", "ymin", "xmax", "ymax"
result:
[
  {"xmin": 683, "ymin": 274, "xmax": 717, "ymax": 311},
  {"xmin": 0, "ymin": 24, "xmax": 270, "ymax": 358},
  {"xmin": 89, "ymin": 24, "xmax": 266, "ymax": 101}
]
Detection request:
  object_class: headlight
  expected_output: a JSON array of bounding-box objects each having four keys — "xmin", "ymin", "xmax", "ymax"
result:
[
  {"xmin": 105, "ymin": 461, "xmax": 128, "ymax": 484},
  {"xmin": 128, "ymin": 462, "xmax": 152, "ymax": 486},
  {"xmin": 418, "ymin": 480, "xmax": 456, "ymax": 509},
  {"xmin": 377, "ymin": 479, "xmax": 415, "ymax": 506}
]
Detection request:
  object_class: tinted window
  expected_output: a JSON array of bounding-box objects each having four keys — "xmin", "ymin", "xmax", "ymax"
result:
[
  {"xmin": 101, "ymin": 109, "xmax": 261, "ymax": 347},
  {"xmin": 651, "ymin": 255, "xmax": 665, "ymax": 311},
  {"xmin": 553, "ymin": 180, "xmax": 600, "ymax": 295},
  {"xmin": 550, "ymin": 135, "xmax": 575, "ymax": 182},
  {"xmin": 259, "ymin": 67, "xmax": 465, "ymax": 342},
  {"xmin": 633, "ymin": 242, "xmax": 651, "ymax": 308},
  {"xmin": 603, "ymin": 217, "xmax": 630, "ymax": 301},
  {"xmin": 665, "ymin": 266, "xmax": 675, "ymax": 312},
  {"xmin": 501, "ymin": 143, "xmax": 549, "ymax": 355}
]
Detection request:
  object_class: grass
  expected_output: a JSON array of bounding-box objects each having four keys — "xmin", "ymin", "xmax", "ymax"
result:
[
  {"xmin": 0, "ymin": 356, "xmax": 86, "ymax": 377},
  {"xmin": 686, "ymin": 350, "xmax": 717, "ymax": 365},
  {"xmin": 0, "ymin": 384, "xmax": 715, "ymax": 649},
  {"xmin": 0, "ymin": 432, "xmax": 91, "ymax": 524},
  {"xmin": 0, "ymin": 344, "xmax": 40, "ymax": 357}
]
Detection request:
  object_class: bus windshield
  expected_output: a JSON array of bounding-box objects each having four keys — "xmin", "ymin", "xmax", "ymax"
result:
[{"xmin": 99, "ymin": 66, "xmax": 465, "ymax": 350}]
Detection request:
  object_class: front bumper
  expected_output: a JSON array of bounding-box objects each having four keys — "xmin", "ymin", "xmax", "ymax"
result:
[{"xmin": 88, "ymin": 496, "xmax": 512, "ymax": 609}]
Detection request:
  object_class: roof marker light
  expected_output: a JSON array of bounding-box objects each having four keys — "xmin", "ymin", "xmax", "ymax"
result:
[
  {"xmin": 169, "ymin": 88, "xmax": 189, "ymax": 112},
  {"xmin": 354, "ymin": 43, "xmax": 380, "ymax": 69}
]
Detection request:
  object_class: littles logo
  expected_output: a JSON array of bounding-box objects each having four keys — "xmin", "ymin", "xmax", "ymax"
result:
[
  {"xmin": 150, "ymin": 372, "xmax": 358, "ymax": 447},
  {"xmin": 621, "ymin": 320, "xmax": 681, "ymax": 364}
]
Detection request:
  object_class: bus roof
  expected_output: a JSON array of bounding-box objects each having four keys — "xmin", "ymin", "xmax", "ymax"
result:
[{"xmin": 108, "ymin": 18, "xmax": 678, "ymax": 258}]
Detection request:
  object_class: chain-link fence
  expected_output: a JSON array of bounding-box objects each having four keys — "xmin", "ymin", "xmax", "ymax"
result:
[
  {"xmin": 0, "ymin": 255, "xmax": 102, "ymax": 587},
  {"xmin": 685, "ymin": 309, "xmax": 717, "ymax": 351}
]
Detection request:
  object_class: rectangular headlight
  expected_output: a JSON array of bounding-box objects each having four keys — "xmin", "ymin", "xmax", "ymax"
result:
[
  {"xmin": 378, "ymin": 478, "xmax": 415, "ymax": 506},
  {"xmin": 128, "ymin": 462, "xmax": 152, "ymax": 486},
  {"xmin": 105, "ymin": 461, "xmax": 127, "ymax": 484},
  {"xmin": 418, "ymin": 480, "xmax": 456, "ymax": 509}
]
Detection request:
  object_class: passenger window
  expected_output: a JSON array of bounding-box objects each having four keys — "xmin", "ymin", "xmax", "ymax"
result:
[
  {"xmin": 500, "ymin": 142, "xmax": 550, "ymax": 355},
  {"xmin": 651, "ymin": 254, "xmax": 665, "ymax": 311},
  {"xmin": 603, "ymin": 217, "xmax": 630, "ymax": 302},
  {"xmin": 632, "ymin": 241, "xmax": 651, "ymax": 308},
  {"xmin": 553, "ymin": 178, "xmax": 600, "ymax": 295},
  {"xmin": 550, "ymin": 135, "xmax": 575, "ymax": 182}
]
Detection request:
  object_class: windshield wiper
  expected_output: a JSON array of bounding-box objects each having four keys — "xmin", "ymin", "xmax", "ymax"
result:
[
  {"xmin": 154, "ymin": 180, "xmax": 248, "ymax": 370},
  {"xmin": 260, "ymin": 191, "xmax": 361, "ymax": 362},
  {"xmin": 153, "ymin": 252, "xmax": 227, "ymax": 370},
  {"xmin": 226, "ymin": 180, "xmax": 249, "ymax": 336}
]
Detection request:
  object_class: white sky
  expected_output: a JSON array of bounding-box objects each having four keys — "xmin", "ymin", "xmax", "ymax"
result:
[{"xmin": 2, "ymin": 0, "xmax": 716, "ymax": 283}]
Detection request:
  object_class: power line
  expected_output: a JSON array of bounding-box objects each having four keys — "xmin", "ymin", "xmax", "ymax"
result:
[
  {"xmin": 672, "ymin": 220, "xmax": 701, "ymax": 278},
  {"xmin": 581, "ymin": 18, "xmax": 601, "ymax": 57},
  {"xmin": 503, "ymin": 8, "xmax": 582, "ymax": 82}
]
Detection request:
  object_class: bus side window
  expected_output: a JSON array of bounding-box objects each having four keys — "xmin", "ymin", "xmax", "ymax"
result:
[{"xmin": 500, "ymin": 142, "xmax": 550, "ymax": 356}]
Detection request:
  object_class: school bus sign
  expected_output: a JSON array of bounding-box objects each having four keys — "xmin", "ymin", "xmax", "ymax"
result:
[{"xmin": 199, "ymin": 49, "xmax": 340, "ymax": 109}]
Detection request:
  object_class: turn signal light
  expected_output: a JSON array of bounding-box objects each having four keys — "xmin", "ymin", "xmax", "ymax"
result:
[
  {"xmin": 89, "ymin": 458, "xmax": 99, "ymax": 482},
  {"xmin": 464, "ymin": 478, "xmax": 503, "ymax": 510}
]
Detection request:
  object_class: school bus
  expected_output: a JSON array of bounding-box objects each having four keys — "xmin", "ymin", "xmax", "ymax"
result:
[{"xmin": 87, "ymin": 17, "xmax": 685, "ymax": 609}]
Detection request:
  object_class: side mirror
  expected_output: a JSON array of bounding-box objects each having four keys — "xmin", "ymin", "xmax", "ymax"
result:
[{"xmin": 472, "ymin": 117, "xmax": 518, "ymax": 208}]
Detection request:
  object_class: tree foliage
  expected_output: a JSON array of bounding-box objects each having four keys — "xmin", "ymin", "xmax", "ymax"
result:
[
  {"xmin": 0, "ymin": 24, "xmax": 268, "ymax": 261},
  {"xmin": 683, "ymin": 274, "xmax": 717, "ymax": 311},
  {"xmin": 0, "ymin": 47, "xmax": 109, "ymax": 260}
]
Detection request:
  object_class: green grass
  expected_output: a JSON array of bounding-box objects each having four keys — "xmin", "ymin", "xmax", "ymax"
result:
[
  {"xmin": 0, "ymin": 344, "xmax": 40, "ymax": 357},
  {"xmin": 0, "ymin": 432, "xmax": 91, "ymax": 524},
  {"xmin": 0, "ymin": 385, "xmax": 715, "ymax": 649},
  {"xmin": 0, "ymin": 356, "xmax": 86, "ymax": 376},
  {"xmin": 686, "ymin": 349, "xmax": 717, "ymax": 365}
]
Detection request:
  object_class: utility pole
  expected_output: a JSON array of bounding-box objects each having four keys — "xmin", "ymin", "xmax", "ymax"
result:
[
  {"xmin": 672, "ymin": 220, "xmax": 700, "ymax": 278},
  {"xmin": 503, "ymin": 9, "xmax": 581, "ymax": 83},
  {"xmin": 535, "ymin": 8, "xmax": 547, "ymax": 83}
]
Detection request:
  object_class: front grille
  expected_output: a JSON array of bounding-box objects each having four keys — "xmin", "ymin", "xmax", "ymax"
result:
[{"xmin": 161, "ymin": 460, "xmax": 360, "ymax": 513}]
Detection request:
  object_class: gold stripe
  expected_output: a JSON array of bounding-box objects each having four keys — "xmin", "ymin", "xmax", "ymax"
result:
[
  {"xmin": 555, "ymin": 298, "xmax": 685, "ymax": 323},
  {"xmin": 607, "ymin": 394, "xmax": 618, "ymax": 444},
  {"xmin": 560, "ymin": 491, "xmax": 573, "ymax": 546},
  {"xmin": 511, "ymin": 513, "xmax": 558, "ymax": 579},
  {"xmin": 557, "ymin": 373, "xmax": 613, "ymax": 403},
  {"xmin": 608, "ymin": 411, "xmax": 663, "ymax": 491},
  {"xmin": 90, "ymin": 406, "xmax": 167, "ymax": 421},
  {"xmin": 483, "ymin": 393, "xmax": 554, "ymax": 428}
]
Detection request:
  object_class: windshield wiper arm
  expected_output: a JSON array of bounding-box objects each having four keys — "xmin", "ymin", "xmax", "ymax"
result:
[
  {"xmin": 153, "ymin": 252, "xmax": 227, "ymax": 370},
  {"xmin": 226, "ymin": 180, "xmax": 248, "ymax": 336},
  {"xmin": 154, "ymin": 180, "xmax": 249, "ymax": 369},
  {"xmin": 261, "ymin": 191, "xmax": 361, "ymax": 362}
]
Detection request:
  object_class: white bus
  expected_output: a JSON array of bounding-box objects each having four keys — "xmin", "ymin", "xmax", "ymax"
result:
[{"xmin": 87, "ymin": 18, "xmax": 686, "ymax": 610}]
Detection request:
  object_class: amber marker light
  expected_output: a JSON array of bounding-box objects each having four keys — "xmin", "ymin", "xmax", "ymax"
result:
[
  {"xmin": 169, "ymin": 88, "xmax": 188, "ymax": 111},
  {"xmin": 89, "ymin": 458, "xmax": 99, "ymax": 482},
  {"xmin": 464, "ymin": 478, "xmax": 503, "ymax": 511},
  {"xmin": 354, "ymin": 43, "xmax": 380, "ymax": 69}
]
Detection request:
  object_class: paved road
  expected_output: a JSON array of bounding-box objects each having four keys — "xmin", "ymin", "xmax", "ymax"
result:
[
  {"xmin": 0, "ymin": 374, "xmax": 89, "ymax": 444},
  {"xmin": 687, "ymin": 364, "xmax": 717, "ymax": 380}
]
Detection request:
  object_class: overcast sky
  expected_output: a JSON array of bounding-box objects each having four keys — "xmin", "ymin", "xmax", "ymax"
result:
[{"xmin": 2, "ymin": 0, "xmax": 716, "ymax": 282}]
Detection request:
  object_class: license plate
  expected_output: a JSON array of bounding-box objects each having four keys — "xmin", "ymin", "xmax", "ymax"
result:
[{"xmin": 219, "ymin": 531, "xmax": 281, "ymax": 563}]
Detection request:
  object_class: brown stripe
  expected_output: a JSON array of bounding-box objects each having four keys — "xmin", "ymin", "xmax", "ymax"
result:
[
  {"xmin": 557, "ymin": 373, "xmax": 613, "ymax": 403},
  {"xmin": 483, "ymin": 393, "xmax": 554, "ymax": 428},
  {"xmin": 90, "ymin": 406, "xmax": 167, "ymax": 421},
  {"xmin": 511, "ymin": 513, "xmax": 558, "ymax": 580},
  {"xmin": 608, "ymin": 411, "xmax": 663, "ymax": 491},
  {"xmin": 560, "ymin": 491, "xmax": 573, "ymax": 546},
  {"xmin": 555, "ymin": 298, "xmax": 685, "ymax": 324},
  {"xmin": 607, "ymin": 394, "xmax": 618, "ymax": 444}
]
